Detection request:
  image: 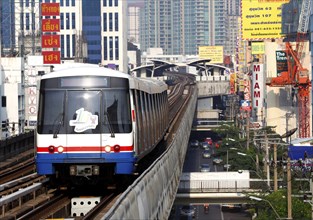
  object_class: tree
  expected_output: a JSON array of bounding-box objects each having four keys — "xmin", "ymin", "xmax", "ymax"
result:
[{"xmin": 250, "ymin": 190, "xmax": 311, "ymax": 219}]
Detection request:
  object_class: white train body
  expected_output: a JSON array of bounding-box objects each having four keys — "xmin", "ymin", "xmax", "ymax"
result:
[{"xmin": 35, "ymin": 64, "xmax": 168, "ymax": 185}]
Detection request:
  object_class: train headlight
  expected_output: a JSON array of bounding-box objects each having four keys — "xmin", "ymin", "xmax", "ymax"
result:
[
  {"xmin": 48, "ymin": 145, "xmax": 55, "ymax": 153},
  {"xmin": 70, "ymin": 166, "xmax": 77, "ymax": 176},
  {"xmin": 57, "ymin": 146, "xmax": 64, "ymax": 153},
  {"xmin": 104, "ymin": 145, "xmax": 111, "ymax": 153},
  {"xmin": 92, "ymin": 166, "xmax": 100, "ymax": 175},
  {"xmin": 114, "ymin": 145, "xmax": 120, "ymax": 153}
]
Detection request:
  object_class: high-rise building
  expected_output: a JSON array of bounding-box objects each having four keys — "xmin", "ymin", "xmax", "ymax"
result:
[
  {"xmin": 0, "ymin": 0, "xmax": 128, "ymax": 73},
  {"xmin": 128, "ymin": 2, "xmax": 143, "ymax": 44},
  {"xmin": 139, "ymin": 0, "xmax": 236, "ymax": 56},
  {"xmin": 225, "ymin": 0, "xmax": 241, "ymax": 56}
]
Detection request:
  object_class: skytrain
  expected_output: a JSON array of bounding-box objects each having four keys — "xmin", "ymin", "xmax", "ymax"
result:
[{"xmin": 35, "ymin": 64, "xmax": 169, "ymax": 187}]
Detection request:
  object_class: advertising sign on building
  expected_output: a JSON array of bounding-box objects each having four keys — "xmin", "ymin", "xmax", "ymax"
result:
[
  {"xmin": 288, "ymin": 146, "xmax": 313, "ymax": 160},
  {"xmin": 42, "ymin": 35, "xmax": 60, "ymax": 48},
  {"xmin": 240, "ymin": 100, "xmax": 252, "ymax": 111},
  {"xmin": 229, "ymin": 72, "xmax": 236, "ymax": 94},
  {"xmin": 41, "ymin": 3, "xmax": 61, "ymax": 64},
  {"xmin": 199, "ymin": 46, "xmax": 224, "ymax": 64},
  {"xmin": 42, "ymin": 51, "xmax": 61, "ymax": 64},
  {"xmin": 42, "ymin": 19, "xmax": 60, "ymax": 32},
  {"xmin": 41, "ymin": 3, "xmax": 60, "ymax": 16},
  {"xmin": 244, "ymin": 77, "xmax": 251, "ymax": 101},
  {"xmin": 251, "ymin": 42, "xmax": 265, "ymax": 54},
  {"xmin": 252, "ymin": 64, "xmax": 264, "ymax": 108},
  {"xmin": 276, "ymin": 50, "xmax": 288, "ymax": 76},
  {"xmin": 241, "ymin": 0, "xmax": 290, "ymax": 40}
]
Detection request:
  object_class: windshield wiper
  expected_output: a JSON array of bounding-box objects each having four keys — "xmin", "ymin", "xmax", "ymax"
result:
[
  {"xmin": 104, "ymin": 111, "xmax": 115, "ymax": 138},
  {"xmin": 53, "ymin": 113, "xmax": 64, "ymax": 138}
]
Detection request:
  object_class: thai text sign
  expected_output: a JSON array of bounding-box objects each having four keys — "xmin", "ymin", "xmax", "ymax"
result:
[
  {"xmin": 276, "ymin": 50, "xmax": 288, "ymax": 76},
  {"xmin": 198, "ymin": 46, "xmax": 223, "ymax": 64},
  {"xmin": 41, "ymin": 3, "xmax": 60, "ymax": 16},
  {"xmin": 42, "ymin": 35, "xmax": 60, "ymax": 48},
  {"xmin": 42, "ymin": 51, "xmax": 61, "ymax": 64},
  {"xmin": 42, "ymin": 19, "xmax": 60, "ymax": 32},
  {"xmin": 241, "ymin": 0, "xmax": 290, "ymax": 40}
]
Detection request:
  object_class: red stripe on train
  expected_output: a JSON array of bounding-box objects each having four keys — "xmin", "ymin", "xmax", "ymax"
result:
[{"xmin": 36, "ymin": 146, "xmax": 133, "ymax": 153}]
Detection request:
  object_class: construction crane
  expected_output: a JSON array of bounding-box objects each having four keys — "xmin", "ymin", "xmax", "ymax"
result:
[{"xmin": 266, "ymin": 0, "xmax": 311, "ymax": 138}]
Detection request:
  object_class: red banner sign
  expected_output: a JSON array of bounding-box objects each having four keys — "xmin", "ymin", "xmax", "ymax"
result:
[
  {"xmin": 42, "ymin": 51, "xmax": 61, "ymax": 64},
  {"xmin": 42, "ymin": 35, "xmax": 60, "ymax": 48},
  {"xmin": 41, "ymin": 3, "xmax": 60, "ymax": 16},
  {"xmin": 42, "ymin": 19, "xmax": 60, "ymax": 32}
]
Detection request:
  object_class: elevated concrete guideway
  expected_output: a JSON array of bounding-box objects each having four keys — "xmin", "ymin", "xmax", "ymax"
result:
[
  {"xmin": 104, "ymin": 61, "xmax": 232, "ymax": 219},
  {"xmin": 131, "ymin": 59, "xmax": 232, "ymax": 128},
  {"xmin": 131, "ymin": 59, "xmax": 230, "ymax": 98}
]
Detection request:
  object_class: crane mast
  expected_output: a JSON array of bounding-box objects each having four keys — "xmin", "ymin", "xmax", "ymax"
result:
[{"xmin": 266, "ymin": 0, "xmax": 311, "ymax": 138}]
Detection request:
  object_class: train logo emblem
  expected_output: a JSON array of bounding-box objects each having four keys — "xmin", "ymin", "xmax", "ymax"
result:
[{"xmin": 69, "ymin": 108, "xmax": 98, "ymax": 132}]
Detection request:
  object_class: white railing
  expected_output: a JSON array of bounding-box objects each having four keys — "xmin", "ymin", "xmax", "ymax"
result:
[{"xmin": 178, "ymin": 179, "xmax": 276, "ymax": 193}]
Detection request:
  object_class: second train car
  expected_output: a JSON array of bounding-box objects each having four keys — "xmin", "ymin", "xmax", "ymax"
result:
[{"xmin": 35, "ymin": 64, "xmax": 169, "ymax": 186}]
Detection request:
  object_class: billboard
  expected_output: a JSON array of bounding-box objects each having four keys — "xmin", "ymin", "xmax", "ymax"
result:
[
  {"xmin": 251, "ymin": 42, "xmax": 265, "ymax": 54},
  {"xmin": 288, "ymin": 146, "xmax": 313, "ymax": 160},
  {"xmin": 276, "ymin": 50, "xmax": 288, "ymax": 76},
  {"xmin": 241, "ymin": 0, "xmax": 290, "ymax": 40},
  {"xmin": 199, "ymin": 46, "xmax": 223, "ymax": 64}
]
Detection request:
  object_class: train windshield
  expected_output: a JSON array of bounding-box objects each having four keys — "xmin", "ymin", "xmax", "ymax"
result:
[{"xmin": 38, "ymin": 89, "xmax": 131, "ymax": 134}]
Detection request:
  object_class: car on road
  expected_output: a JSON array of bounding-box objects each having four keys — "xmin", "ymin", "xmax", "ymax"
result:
[
  {"xmin": 180, "ymin": 205, "xmax": 196, "ymax": 217},
  {"xmin": 221, "ymin": 204, "xmax": 242, "ymax": 212},
  {"xmin": 190, "ymin": 139, "xmax": 200, "ymax": 148},
  {"xmin": 213, "ymin": 158, "xmax": 223, "ymax": 165},
  {"xmin": 202, "ymin": 150, "xmax": 211, "ymax": 158},
  {"xmin": 201, "ymin": 142, "xmax": 210, "ymax": 149},
  {"xmin": 204, "ymin": 137, "xmax": 213, "ymax": 145},
  {"xmin": 223, "ymin": 163, "xmax": 231, "ymax": 170},
  {"xmin": 200, "ymin": 163, "xmax": 211, "ymax": 172}
]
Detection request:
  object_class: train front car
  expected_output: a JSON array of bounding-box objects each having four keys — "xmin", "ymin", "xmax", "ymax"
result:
[{"xmin": 36, "ymin": 66, "xmax": 136, "ymax": 187}]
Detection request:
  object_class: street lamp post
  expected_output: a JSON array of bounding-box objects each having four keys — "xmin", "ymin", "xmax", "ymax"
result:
[
  {"xmin": 226, "ymin": 147, "xmax": 238, "ymax": 172},
  {"xmin": 249, "ymin": 196, "xmax": 282, "ymax": 219}
]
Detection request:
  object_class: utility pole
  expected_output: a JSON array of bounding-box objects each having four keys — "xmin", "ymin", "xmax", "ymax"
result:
[
  {"xmin": 311, "ymin": 177, "xmax": 313, "ymax": 220},
  {"xmin": 287, "ymin": 157, "xmax": 292, "ymax": 219},
  {"xmin": 273, "ymin": 144, "xmax": 278, "ymax": 191},
  {"xmin": 246, "ymin": 112, "xmax": 250, "ymax": 150},
  {"xmin": 265, "ymin": 132, "xmax": 270, "ymax": 188}
]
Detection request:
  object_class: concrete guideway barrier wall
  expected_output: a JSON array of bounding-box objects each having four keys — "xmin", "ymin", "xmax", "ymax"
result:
[{"xmin": 102, "ymin": 88, "xmax": 197, "ymax": 220}]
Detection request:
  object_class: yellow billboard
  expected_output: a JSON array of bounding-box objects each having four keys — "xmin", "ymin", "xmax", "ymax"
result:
[
  {"xmin": 241, "ymin": 0, "xmax": 290, "ymax": 40},
  {"xmin": 198, "ymin": 46, "xmax": 223, "ymax": 64}
]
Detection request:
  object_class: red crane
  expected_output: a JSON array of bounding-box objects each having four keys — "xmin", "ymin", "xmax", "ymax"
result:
[{"xmin": 266, "ymin": 0, "xmax": 311, "ymax": 138}]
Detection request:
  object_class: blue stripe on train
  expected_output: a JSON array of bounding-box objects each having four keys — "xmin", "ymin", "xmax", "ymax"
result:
[{"xmin": 36, "ymin": 152, "xmax": 136, "ymax": 175}]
